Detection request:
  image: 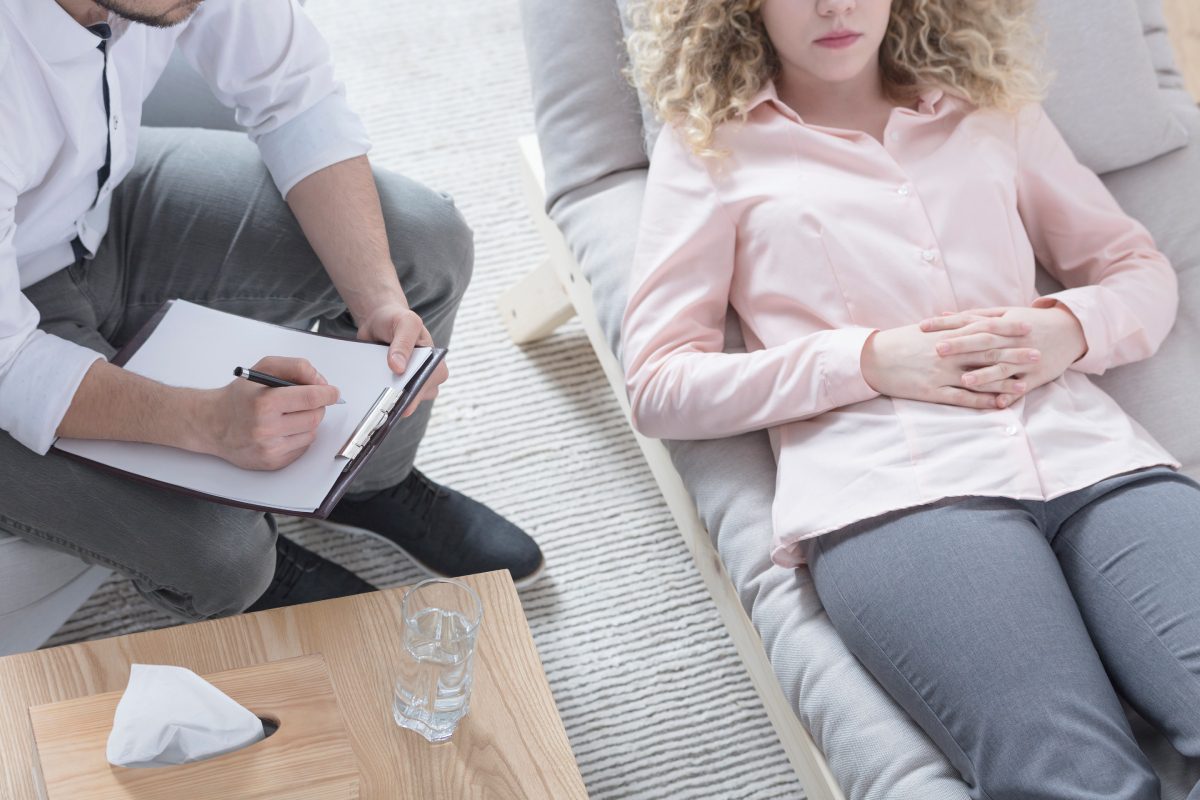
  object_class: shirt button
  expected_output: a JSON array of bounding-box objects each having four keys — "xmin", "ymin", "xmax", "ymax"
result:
[
  {"xmin": 897, "ymin": 184, "xmax": 911, "ymax": 197},
  {"xmin": 1005, "ymin": 424, "xmax": 1018, "ymax": 436},
  {"xmin": 920, "ymin": 249, "xmax": 936, "ymax": 262},
  {"xmin": 112, "ymin": 115, "xmax": 119, "ymax": 130},
  {"xmin": 888, "ymin": 131, "xmax": 900, "ymax": 142}
]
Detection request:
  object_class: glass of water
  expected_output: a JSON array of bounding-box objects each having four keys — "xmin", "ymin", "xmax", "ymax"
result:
[{"xmin": 393, "ymin": 578, "xmax": 484, "ymax": 743}]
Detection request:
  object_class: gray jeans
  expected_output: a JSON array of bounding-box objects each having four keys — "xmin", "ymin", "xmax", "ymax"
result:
[
  {"xmin": 802, "ymin": 466, "xmax": 1200, "ymax": 800},
  {"xmin": 0, "ymin": 128, "xmax": 472, "ymax": 620}
]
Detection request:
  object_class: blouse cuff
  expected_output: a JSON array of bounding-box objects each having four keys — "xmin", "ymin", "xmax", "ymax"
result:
[
  {"xmin": 1033, "ymin": 289, "xmax": 1110, "ymax": 375},
  {"xmin": 819, "ymin": 326, "xmax": 881, "ymax": 409}
]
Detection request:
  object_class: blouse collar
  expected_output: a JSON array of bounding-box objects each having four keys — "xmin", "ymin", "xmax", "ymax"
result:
[{"xmin": 745, "ymin": 80, "xmax": 948, "ymax": 125}]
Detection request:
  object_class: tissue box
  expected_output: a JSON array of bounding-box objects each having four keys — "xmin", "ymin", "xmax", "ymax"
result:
[{"xmin": 28, "ymin": 654, "xmax": 359, "ymax": 800}]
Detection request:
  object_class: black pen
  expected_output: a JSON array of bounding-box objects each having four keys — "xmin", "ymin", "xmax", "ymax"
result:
[{"xmin": 233, "ymin": 366, "xmax": 346, "ymax": 404}]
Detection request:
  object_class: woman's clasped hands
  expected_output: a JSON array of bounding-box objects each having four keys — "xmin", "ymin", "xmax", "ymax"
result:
[{"xmin": 860, "ymin": 303, "xmax": 1088, "ymax": 410}]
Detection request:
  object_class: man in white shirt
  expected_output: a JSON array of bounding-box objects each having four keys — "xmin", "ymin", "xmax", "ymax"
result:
[{"xmin": 0, "ymin": 0, "xmax": 544, "ymax": 619}]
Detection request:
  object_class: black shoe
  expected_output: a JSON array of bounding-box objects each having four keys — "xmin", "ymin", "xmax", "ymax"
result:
[
  {"xmin": 245, "ymin": 534, "xmax": 376, "ymax": 613},
  {"xmin": 323, "ymin": 469, "xmax": 545, "ymax": 588}
]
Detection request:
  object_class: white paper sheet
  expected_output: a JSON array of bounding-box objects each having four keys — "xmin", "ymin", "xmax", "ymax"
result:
[{"xmin": 55, "ymin": 301, "xmax": 431, "ymax": 512}]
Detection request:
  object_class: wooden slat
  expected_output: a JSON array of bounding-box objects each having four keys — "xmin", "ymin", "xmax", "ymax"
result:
[{"xmin": 1164, "ymin": 0, "xmax": 1200, "ymax": 100}]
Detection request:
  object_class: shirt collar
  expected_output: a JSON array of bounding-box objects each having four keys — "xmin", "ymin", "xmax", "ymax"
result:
[
  {"xmin": 7, "ymin": 0, "xmax": 115, "ymax": 63},
  {"xmin": 747, "ymin": 80, "xmax": 948, "ymax": 124}
]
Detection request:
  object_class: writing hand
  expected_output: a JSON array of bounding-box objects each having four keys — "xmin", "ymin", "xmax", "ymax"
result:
[{"xmin": 201, "ymin": 356, "xmax": 340, "ymax": 470}]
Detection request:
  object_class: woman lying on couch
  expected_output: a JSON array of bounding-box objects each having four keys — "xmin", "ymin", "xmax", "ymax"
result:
[{"xmin": 621, "ymin": 0, "xmax": 1198, "ymax": 796}]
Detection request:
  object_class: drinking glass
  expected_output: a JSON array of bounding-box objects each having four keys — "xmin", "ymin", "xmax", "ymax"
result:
[{"xmin": 392, "ymin": 578, "xmax": 483, "ymax": 742}]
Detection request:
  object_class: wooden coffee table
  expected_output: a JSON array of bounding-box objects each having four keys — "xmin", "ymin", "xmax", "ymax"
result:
[{"xmin": 0, "ymin": 570, "xmax": 588, "ymax": 799}]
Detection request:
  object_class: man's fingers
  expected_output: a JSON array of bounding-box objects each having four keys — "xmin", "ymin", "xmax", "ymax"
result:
[
  {"xmin": 270, "ymin": 383, "xmax": 341, "ymax": 413},
  {"xmin": 388, "ymin": 314, "xmax": 425, "ymax": 373},
  {"xmin": 277, "ymin": 406, "xmax": 327, "ymax": 436},
  {"xmin": 252, "ymin": 356, "xmax": 328, "ymax": 386},
  {"xmin": 276, "ymin": 430, "xmax": 319, "ymax": 466}
]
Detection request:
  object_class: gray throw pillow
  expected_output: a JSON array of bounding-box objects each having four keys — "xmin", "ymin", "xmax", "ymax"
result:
[{"xmin": 1037, "ymin": 0, "xmax": 1189, "ymax": 173}]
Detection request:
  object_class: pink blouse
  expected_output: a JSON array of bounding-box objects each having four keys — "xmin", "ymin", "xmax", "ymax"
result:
[{"xmin": 621, "ymin": 83, "xmax": 1179, "ymax": 567}]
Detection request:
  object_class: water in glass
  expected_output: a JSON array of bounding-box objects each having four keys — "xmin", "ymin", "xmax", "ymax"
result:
[{"xmin": 393, "ymin": 606, "xmax": 477, "ymax": 742}]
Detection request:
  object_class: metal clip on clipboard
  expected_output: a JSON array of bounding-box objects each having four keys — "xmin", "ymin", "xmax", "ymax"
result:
[{"xmin": 336, "ymin": 387, "xmax": 403, "ymax": 461}]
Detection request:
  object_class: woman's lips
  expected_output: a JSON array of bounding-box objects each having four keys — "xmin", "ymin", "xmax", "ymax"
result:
[{"xmin": 815, "ymin": 32, "xmax": 862, "ymax": 49}]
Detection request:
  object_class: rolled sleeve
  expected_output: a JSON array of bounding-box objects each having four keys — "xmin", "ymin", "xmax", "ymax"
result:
[
  {"xmin": 176, "ymin": 0, "xmax": 372, "ymax": 197},
  {"xmin": 255, "ymin": 92, "xmax": 371, "ymax": 197},
  {"xmin": 0, "ymin": 328, "xmax": 103, "ymax": 454}
]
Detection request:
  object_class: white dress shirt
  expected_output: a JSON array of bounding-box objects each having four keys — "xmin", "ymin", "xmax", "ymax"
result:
[{"xmin": 0, "ymin": 0, "xmax": 371, "ymax": 454}]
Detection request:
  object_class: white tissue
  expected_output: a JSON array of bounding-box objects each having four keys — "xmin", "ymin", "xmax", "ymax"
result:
[{"xmin": 106, "ymin": 664, "xmax": 265, "ymax": 768}]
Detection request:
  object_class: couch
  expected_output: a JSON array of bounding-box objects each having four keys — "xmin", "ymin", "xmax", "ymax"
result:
[{"xmin": 509, "ymin": 0, "xmax": 1200, "ymax": 796}]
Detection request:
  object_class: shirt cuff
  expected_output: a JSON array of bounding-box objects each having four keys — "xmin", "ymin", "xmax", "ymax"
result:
[
  {"xmin": 253, "ymin": 92, "xmax": 372, "ymax": 197},
  {"xmin": 0, "ymin": 330, "xmax": 104, "ymax": 454},
  {"xmin": 1033, "ymin": 289, "xmax": 1110, "ymax": 375},
  {"xmin": 819, "ymin": 326, "xmax": 881, "ymax": 409}
]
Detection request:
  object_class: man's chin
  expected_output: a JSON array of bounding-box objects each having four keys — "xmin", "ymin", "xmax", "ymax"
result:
[{"xmin": 95, "ymin": 0, "xmax": 204, "ymax": 28}]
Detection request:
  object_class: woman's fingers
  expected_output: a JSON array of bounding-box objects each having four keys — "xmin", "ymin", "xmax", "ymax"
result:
[
  {"xmin": 920, "ymin": 308, "xmax": 1011, "ymax": 332},
  {"xmin": 937, "ymin": 332, "xmax": 1042, "ymax": 359},
  {"xmin": 970, "ymin": 377, "xmax": 1027, "ymax": 395},
  {"xmin": 961, "ymin": 362, "xmax": 1019, "ymax": 387},
  {"xmin": 934, "ymin": 386, "xmax": 1002, "ymax": 410}
]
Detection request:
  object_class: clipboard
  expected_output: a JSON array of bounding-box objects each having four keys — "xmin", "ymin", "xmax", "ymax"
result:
[{"xmin": 53, "ymin": 300, "xmax": 447, "ymax": 518}]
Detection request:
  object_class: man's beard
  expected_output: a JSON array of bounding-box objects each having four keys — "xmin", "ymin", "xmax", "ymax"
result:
[{"xmin": 92, "ymin": 0, "xmax": 204, "ymax": 28}]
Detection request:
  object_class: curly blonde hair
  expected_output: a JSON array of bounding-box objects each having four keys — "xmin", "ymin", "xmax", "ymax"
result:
[{"xmin": 626, "ymin": 0, "xmax": 1048, "ymax": 156}]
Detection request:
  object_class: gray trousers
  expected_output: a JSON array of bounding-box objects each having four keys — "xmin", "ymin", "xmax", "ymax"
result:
[
  {"xmin": 0, "ymin": 128, "xmax": 472, "ymax": 621},
  {"xmin": 802, "ymin": 466, "xmax": 1200, "ymax": 800}
]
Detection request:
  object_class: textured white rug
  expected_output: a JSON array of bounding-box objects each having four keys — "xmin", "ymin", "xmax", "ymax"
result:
[{"xmin": 47, "ymin": 1, "xmax": 802, "ymax": 796}]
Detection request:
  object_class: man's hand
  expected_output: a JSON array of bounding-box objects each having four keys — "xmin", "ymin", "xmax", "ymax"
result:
[
  {"xmin": 921, "ymin": 305, "xmax": 1087, "ymax": 406},
  {"xmin": 357, "ymin": 301, "xmax": 449, "ymax": 417},
  {"xmin": 861, "ymin": 316, "xmax": 1036, "ymax": 409},
  {"xmin": 197, "ymin": 356, "xmax": 341, "ymax": 470}
]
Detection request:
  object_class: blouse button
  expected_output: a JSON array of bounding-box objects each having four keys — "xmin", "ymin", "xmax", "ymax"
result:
[
  {"xmin": 897, "ymin": 184, "xmax": 911, "ymax": 197},
  {"xmin": 1005, "ymin": 424, "xmax": 1018, "ymax": 436},
  {"xmin": 888, "ymin": 131, "xmax": 900, "ymax": 142},
  {"xmin": 920, "ymin": 249, "xmax": 936, "ymax": 263}
]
